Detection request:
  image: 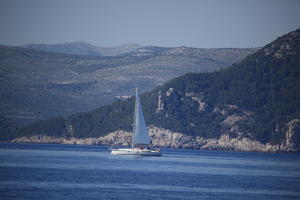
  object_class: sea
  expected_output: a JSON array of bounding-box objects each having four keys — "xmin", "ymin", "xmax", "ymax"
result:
[{"xmin": 0, "ymin": 143, "xmax": 300, "ymax": 200}]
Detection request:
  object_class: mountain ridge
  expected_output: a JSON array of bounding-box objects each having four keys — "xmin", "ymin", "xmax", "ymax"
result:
[
  {"xmin": 0, "ymin": 44, "xmax": 257, "ymax": 125},
  {"xmin": 12, "ymin": 29, "xmax": 300, "ymax": 152},
  {"xmin": 21, "ymin": 42, "xmax": 141, "ymax": 56}
]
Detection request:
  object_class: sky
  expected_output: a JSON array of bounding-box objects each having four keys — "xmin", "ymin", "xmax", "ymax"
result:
[{"xmin": 0, "ymin": 0, "xmax": 300, "ymax": 48}]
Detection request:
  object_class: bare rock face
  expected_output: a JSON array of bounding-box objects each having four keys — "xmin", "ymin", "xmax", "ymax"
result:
[
  {"xmin": 11, "ymin": 130, "xmax": 133, "ymax": 146},
  {"xmin": 12, "ymin": 125, "xmax": 299, "ymax": 153},
  {"xmin": 201, "ymin": 134, "xmax": 280, "ymax": 152},
  {"xmin": 165, "ymin": 88, "xmax": 175, "ymax": 96},
  {"xmin": 156, "ymin": 91, "xmax": 164, "ymax": 114},
  {"xmin": 222, "ymin": 115, "xmax": 245, "ymax": 127},
  {"xmin": 11, "ymin": 135, "xmax": 62, "ymax": 144},
  {"xmin": 213, "ymin": 104, "xmax": 255, "ymax": 140},
  {"xmin": 185, "ymin": 92, "xmax": 207, "ymax": 112},
  {"xmin": 148, "ymin": 126, "xmax": 198, "ymax": 148},
  {"xmin": 97, "ymin": 130, "xmax": 132, "ymax": 146},
  {"xmin": 280, "ymin": 119, "xmax": 300, "ymax": 152}
]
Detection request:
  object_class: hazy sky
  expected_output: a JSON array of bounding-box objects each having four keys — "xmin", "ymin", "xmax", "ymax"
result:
[{"xmin": 0, "ymin": 0, "xmax": 300, "ymax": 48}]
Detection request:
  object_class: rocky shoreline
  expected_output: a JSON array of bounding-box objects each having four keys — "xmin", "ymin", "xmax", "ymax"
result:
[{"xmin": 11, "ymin": 124, "xmax": 299, "ymax": 153}]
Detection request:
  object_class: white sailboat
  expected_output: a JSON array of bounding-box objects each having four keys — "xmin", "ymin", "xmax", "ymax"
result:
[{"xmin": 111, "ymin": 87, "xmax": 161, "ymax": 156}]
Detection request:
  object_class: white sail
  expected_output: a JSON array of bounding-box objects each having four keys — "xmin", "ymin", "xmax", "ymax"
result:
[
  {"xmin": 133, "ymin": 87, "xmax": 151, "ymax": 145},
  {"xmin": 111, "ymin": 86, "xmax": 161, "ymax": 156}
]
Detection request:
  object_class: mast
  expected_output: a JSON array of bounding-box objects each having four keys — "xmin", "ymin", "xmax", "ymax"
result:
[
  {"xmin": 132, "ymin": 85, "xmax": 151, "ymax": 146},
  {"xmin": 132, "ymin": 86, "xmax": 139, "ymax": 149}
]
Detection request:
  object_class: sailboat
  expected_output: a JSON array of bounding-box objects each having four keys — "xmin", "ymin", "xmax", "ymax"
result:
[{"xmin": 111, "ymin": 87, "xmax": 161, "ymax": 156}]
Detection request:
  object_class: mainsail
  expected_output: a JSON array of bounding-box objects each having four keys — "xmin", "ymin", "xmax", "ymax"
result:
[
  {"xmin": 132, "ymin": 87, "xmax": 151, "ymax": 145},
  {"xmin": 111, "ymin": 86, "xmax": 161, "ymax": 156}
]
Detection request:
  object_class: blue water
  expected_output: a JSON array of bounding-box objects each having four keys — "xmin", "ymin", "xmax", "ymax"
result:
[{"xmin": 0, "ymin": 143, "xmax": 300, "ymax": 200}]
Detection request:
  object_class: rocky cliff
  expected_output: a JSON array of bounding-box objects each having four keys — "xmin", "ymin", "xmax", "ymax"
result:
[
  {"xmin": 9, "ymin": 29, "xmax": 300, "ymax": 153},
  {"xmin": 11, "ymin": 121, "xmax": 300, "ymax": 152}
]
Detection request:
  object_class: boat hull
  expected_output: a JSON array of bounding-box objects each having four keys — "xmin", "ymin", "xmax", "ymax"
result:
[{"xmin": 111, "ymin": 148, "xmax": 161, "ymax": 156}]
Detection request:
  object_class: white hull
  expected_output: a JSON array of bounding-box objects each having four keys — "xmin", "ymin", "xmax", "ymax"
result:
[
  {"xmin": 111, "ymin": 148, "xmax": 161, "ymax": 156},
  {"xmin": 110, "ymin": 87, "xmax": 162, "ymax": 156}
]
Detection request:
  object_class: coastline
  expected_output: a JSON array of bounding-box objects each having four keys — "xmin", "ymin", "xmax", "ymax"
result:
[{"xmin": 9, "ymin": 126, "xmax": 299, "ymax": 153}]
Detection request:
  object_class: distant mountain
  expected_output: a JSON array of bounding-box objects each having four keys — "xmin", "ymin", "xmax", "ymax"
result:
[
  {"xmin": 21, "ymin": 42, "xmax": 141, "ymax": 56},
  {"xmin": 14, "ymin": 29, "xmax": 300, "ymax": 152},
  {"xmin": 0, "ymin": 44, "xmax": 257, "ymax": 125}
]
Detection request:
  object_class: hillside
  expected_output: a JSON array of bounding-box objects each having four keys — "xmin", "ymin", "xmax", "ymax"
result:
[
  {"xmin": 14, "ymin": 29, "xmax": 300, "ymax": 152},
  {"xmin": 0, "ymin": 45, "xmax": 256, "ymax": 125},
  {"xmin": 0, "ymin": 116, "xmax": 20, "ymax": 140},
  {"xmin": 22, "ymin": 42, "xmax": 141, "ymax": 56}
]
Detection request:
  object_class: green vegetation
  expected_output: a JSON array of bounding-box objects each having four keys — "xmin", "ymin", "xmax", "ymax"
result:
[
  {"xmin": 19, "ymin": 117, "xmax": 67, "ymax": 138},
  {"xmin": 0, "ymin": 45, "xmax": 256, "ymax": 125},
  {"xmin": 9, "ymin": 29, "xmax": 300, "ymax": 145},
  {"xmin": 0, "ymin": 116, "xmax": 20, "ymax": 141},
  {"xmin": 146, "ymin": 29, "xmax": 300, "ymax": 144}
]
